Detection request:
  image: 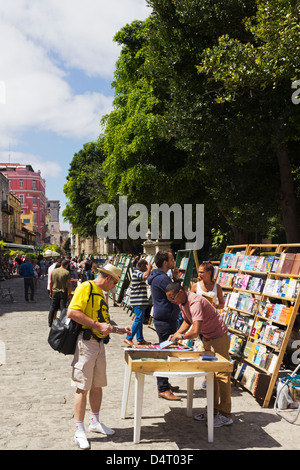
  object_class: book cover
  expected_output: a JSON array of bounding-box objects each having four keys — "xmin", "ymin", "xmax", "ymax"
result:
[
  {"xmin": 159, "ymin": 339, "xmax": 176, "ymax": 349},
  {"xmin": 252, "ymin": 373, "xmax": 271, "ymax": 400},
  {"xmin": 249, "ymin": 256, "xmax": 257, "ymax": 271},
  {"xmin": 224, "ymin": 273, "xmax": 234, "ymax": 287},
  {"xmin": 278, "ymin": 305, "xmax": 291, "ymax": 324},
  {"xmin": 236, "ymin": 253, "xmax": 245, "ymax": 270},
  {"xmin": 262, "ymin": 324, "xmax": 271, "ymax": 344},
  {"xmin": 247, "ymin": 342, "xmax": 257, "ymax": 362},
  {"xmin": 228, "ymin": 292, "xmax": 240, "ymax": 308},
  {"xmin": 263, "ymin": 279, "xmax": 276, "ymax": 296},
  {"xmin": 216, "ymin": 271, "xmax": 226, "ymax": 286},
  {"xmin": 246, "ymin": 276, "xmax": 255, "ymax": 291},
  {"xmin": 276, "ymin": 253, "xmax": 286, "ymax": 273},
  {"xmin": 239, "ymin": 255, "xmax": 248, "ymax": 271},
  {"xmin": 249, "ymin": 277, "xmax": 260, "ymax": 292},
  {"xmin": 286, "ymin": 278, "xmax": 297, "ymax": 299},
  {"xmin": 278, "ymin": 278, "xmax": 290, "ymax": 297},
  {"xmin": 256, "ymin": 256, "xmax": 265, "ymax": 272},
  {"xmin": 252, "ymin": 299, "xmax": 259, "ymax": 314},
  {"xmin": 220, "ymin": 253, "xmax": 231, "ymax": 269},
  {"xmin": 264, "ymin": 256, "xmax": 274, "ymax": 272},
  {"xmin": 247, "ymin": 297, "xmax": 255, "ymax": 313},
  {"xmin": 243, "ymin": 256, "xmax": 252, "ymax": 271},
  {"xmin": 267, "ymin": 354, "xmax": 278, "ymax": 373},
  {"xmin": 234, "ymin": 273, "xmax": 244, "ymax": 289},
  {"xmin": 270, "ymin": 253, "xmax": 281, "ymax": 272},
  {"xmin": 291, "ymin": 253, "xmax": 300, "ymax": 275},
  {"xmin": 227, "ymin": 253, "xmax": 237, "ymax": 269},
  {"xmin": 235, "ymin": 363, "xmax": 247, "ymax": 381},
  {"xmin": 255, "ymin": 278, "xmax": 264, "ymax": 293},
  {"xmin": 271, "ymin": 304, "xmax": 283, "ymax": 321},
  {"xmin": 258, "ymin": 301, "xmax": 267, "ymax": 316},
  {"xmin": 241, "ymin": 274, "xmax": 251, "ymax": 290},
  {"xmin": 252, "ymin": 257, "xmax": 261, "ymax": 272},
  {"xmin": 281, "ymin": 253, "xmax": 296, "ymax": 274}
]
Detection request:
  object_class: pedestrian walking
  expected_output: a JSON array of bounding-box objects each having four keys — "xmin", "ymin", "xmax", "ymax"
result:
[
  {"xmin": 48, "ymin": 259, "xmax": 71, "ymax": 326},
  {"xmin": 19, "ymin": 256, "xmax": 35, "ymax": 302}
]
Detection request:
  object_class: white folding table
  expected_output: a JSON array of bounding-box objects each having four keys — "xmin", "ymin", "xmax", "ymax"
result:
[{"xmin": 121, "ymin": 349, "xmax": 232, "ymax": 444}]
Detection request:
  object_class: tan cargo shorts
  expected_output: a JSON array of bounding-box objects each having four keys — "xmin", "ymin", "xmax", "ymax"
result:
[{"xmin": 71, "ymin": 332, "xmax": 107, "ymax": 390}]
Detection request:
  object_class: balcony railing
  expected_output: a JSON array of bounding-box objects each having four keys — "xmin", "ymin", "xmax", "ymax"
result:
[{"xmin": 1, "ymin": 200, "xmax": 12, "ymax": 214}]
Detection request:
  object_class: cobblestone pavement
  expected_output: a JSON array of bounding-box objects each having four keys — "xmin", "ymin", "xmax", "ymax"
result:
[{"xmin": 0, "ymin": 276, "xmax": 299, "ymax": 453}]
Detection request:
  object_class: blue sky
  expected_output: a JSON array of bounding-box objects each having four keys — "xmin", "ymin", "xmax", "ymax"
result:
[{"xmin": 0, "ymin": 0, "xmax": 151, "ymax": 231}]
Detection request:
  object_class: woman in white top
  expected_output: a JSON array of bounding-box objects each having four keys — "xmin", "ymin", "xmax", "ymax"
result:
[{"xmin": 191, "ymin": 261, "xmax": 225, "ymax": 309}]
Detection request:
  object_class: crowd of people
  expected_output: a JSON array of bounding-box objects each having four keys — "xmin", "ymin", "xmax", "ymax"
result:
[
  {"xmin": 9, "ymin": 249, "xmax": 232, "ymax": 449},
  {"xmin": 63, "ymin": 250, "xmax": 232, "ymax": 449},
  {"xmin": 9, "ymin": 253, "xmax": 98, "ymax": 306}
]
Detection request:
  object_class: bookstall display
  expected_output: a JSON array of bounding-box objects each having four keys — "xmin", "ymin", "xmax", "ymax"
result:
[
  {"xmin": 175, "ymin": 249, "xmax": 199, "ymax": 289},
  {"xmin": 114, "ymin": 254, "xmax": 133, "ymax": 303},
  {"xmin": 217, "ymin": 243, "xmax": 300, "ymax": 407},
  {"xmin": 215, "ymin": 245, "xmax": 248, "ymax": 312},
  {"xmin": 93, "ymin": 254, "xmax": 108, "ymax": 269}
]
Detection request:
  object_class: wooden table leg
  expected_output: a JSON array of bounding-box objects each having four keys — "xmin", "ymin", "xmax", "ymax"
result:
[
  {"xmin": 206, "ymin": 372, "xmax": 214, "ymax": 443},
  {"xmin": 133, "ymin": 372, "xmax": 145, "ymax": 444},
  {"xmin": 121, "ymin": 363, "xmax": 131, "ymax": 419}
]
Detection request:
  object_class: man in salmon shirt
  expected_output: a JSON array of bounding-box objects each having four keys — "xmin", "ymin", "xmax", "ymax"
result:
[{"xmin": 165, "ymin": 282, "xmax": 233, "ymax": 427}]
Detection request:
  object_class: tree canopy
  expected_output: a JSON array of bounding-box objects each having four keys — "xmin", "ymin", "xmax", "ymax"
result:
[{"xmin": 64, "ymin": 0, "xmax": 300, "ymax": 255}]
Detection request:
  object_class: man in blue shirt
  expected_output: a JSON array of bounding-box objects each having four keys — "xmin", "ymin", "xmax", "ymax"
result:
[
  {"xmin": 20, "ymin": 257, "xmax": 35, "ymax": 302},
  {"xmin": 147, "ymin": 250, "xmax": 181, "ymax": 400}
]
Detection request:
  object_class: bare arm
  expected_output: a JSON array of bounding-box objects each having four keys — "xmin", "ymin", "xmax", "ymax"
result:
[
  {"xmin": 169, "ymin": 320, "xmax": 202, "ymax": 342},
  {"xmin": 67, "ymin": 308, "xmax": 131, "ymax": 336}
]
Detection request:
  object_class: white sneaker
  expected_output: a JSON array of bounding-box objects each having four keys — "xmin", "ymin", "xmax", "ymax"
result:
[
  {"xmin": 214, "ymin": 412, "xmax": 233, "ymax": 427},
  {"xmin": 88, "ymin": 421, "xmax": 115, "ymax": 435},
  {"xmin": 74, "ymin": 432, "xmax": 90, "ymax": 450}
]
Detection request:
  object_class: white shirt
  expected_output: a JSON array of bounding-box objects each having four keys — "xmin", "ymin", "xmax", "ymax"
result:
[{"xmin": 47, "ymin": 263, "xmax": 56, "ymax": 290}]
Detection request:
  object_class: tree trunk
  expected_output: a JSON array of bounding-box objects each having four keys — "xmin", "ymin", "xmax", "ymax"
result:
[
  {"xmin": 217, "ymin": 204, "xmax": 249, "ymax": 244},
  {"xmin": 276, "ymin": 143, "xmax": 300, "ymax": 243}
]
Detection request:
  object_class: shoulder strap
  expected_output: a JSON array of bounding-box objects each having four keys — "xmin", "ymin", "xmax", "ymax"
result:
[
  {"xmin": 87, "ymin": 281, "xmax": 109, "ymax": 324},
  {"xmin": 88, "ymin": 281, "xmax": 106, "ymax": 308}
]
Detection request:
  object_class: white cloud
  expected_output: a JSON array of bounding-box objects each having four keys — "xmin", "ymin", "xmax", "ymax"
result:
[
  {"xmin": 0, "ymin": 0, "xmax": 150, "ymax": 145},
  {"xmin": 0, "ymin": 151, "xmax": 62, "ymax": 179},
  {"xmin": 0, "ymin": 0, "xmax": 150, "ymax": 76}
]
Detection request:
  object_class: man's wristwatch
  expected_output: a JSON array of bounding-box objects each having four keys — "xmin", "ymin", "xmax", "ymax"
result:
[
  {"xmin": 181, "ymin": 334, "xmax": 184, "ymax": 340},
  {"xmin": 114, "ymin": 327, "xmax": 119, "ymax": 333}
]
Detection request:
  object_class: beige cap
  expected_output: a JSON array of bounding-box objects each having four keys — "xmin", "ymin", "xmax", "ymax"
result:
[{"xmin": 97, "ymin": 263, "xmax": 121, "ymax": 283}]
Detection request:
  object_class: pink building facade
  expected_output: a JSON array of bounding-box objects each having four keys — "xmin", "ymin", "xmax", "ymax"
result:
[{"xmin": 0, "ymin": 164, "xmax": 47, "ymax": 244}]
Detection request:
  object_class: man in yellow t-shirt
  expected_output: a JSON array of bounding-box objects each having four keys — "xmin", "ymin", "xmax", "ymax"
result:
[{"xmin": 67, "ymin": 263, "xmax": 132, "ymax": 450}]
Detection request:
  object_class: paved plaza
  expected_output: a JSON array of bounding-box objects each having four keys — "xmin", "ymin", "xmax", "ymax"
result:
[{"xmin": 0, "ymin": 276, "xmax": 299, "ymax": 452}]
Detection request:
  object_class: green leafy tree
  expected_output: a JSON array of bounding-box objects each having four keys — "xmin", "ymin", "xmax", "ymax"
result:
[
  {"xmin": 144, "ymin": 0, "xmax": 283, "ymax": 244},
  {"xmin": 197, "ymin": 0, "xmax": 300, "ymax": 241},
  {"xmin": 101, "ymin": 19, "xmax": 214, "ymax": 245},
  {"xmin": 63, "ymin": 142, "xmax": 107, "ymax": 238}
]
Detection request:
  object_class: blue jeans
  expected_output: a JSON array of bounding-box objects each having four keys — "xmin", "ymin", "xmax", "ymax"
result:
[{"xmin": 126, "ymin": 305, "xmax": 147, "ymax": 343}]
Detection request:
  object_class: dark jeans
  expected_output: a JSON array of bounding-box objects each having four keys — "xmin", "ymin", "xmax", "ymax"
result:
[
  {"xmin": 85, "ymin": 270, "xmax": 93, "ymax": 280},
  {"xmin": 24, "ymin": 277, "xmax": 34, "ymax": 301},
  {"xmin": 154, "ymin": 318, "xmax": 178, "ymax": 393},
  {"xmin": 48, "ymin": 290, "xmax": 68, "ymax": 326}
]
